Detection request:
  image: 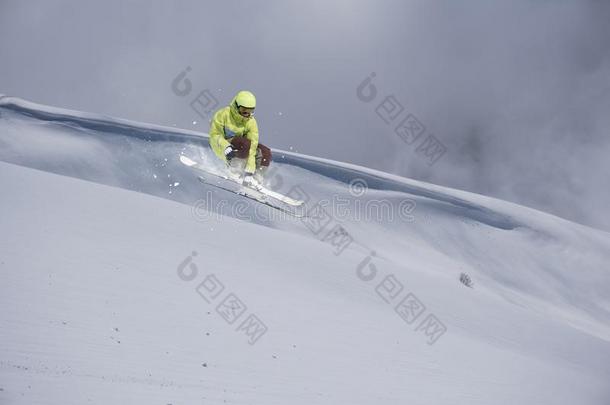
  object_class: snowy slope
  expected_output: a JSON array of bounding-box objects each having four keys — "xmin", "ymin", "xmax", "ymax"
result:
[{"xmin": 1, "ymin": 96, "xmax": 609, "ymax": 404}]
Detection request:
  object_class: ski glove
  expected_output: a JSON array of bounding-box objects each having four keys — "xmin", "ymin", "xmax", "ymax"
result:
[{"xmin": 224, "ymin": 145, "xmax": 237, "ymax": 161}]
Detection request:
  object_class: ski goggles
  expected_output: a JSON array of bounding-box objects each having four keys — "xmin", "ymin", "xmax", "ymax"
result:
[
  {"xmin": 235, "ymin": 102, "xmax": 255, "ymax": 118},
  {"xmin": 238, "ymin": 106, "xmax": 254, "ymax": 118}
]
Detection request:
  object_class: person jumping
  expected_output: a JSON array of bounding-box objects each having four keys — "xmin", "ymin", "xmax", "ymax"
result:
[{"xmin": 208, "ymin": 90, "xmax": 272, "ymax": 189}]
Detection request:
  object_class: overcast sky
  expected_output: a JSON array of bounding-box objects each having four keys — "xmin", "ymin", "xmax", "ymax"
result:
[{"xmin": 1, "ymin": 0, "xmax": 609, "ymax": 231}]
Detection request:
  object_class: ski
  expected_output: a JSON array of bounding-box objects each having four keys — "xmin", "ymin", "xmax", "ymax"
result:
[
  {"xmin": 179, "ymin": 155, "xmax": 304, "ymax": 207},
  {"xmin": 196, "ymin": 176, "xmax": 306, "ymax": 218},
  {"xmin": 180, "ymin": 155, "xmax": 305, "ymax": 218}
]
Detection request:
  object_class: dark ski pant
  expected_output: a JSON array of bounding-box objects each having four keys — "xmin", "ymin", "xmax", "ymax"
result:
[{"xmin": 229, "ymin": 137, "xmax": 272, "ymax": 168}]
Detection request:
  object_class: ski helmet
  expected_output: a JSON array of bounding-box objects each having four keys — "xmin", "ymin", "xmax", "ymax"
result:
[{"xmin": 235, "ymin": 90, "xmax": 256, "ymax": 109}]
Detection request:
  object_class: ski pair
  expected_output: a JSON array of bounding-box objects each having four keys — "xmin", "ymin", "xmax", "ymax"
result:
[{"xmin": 180, "ymin": 155, "xmax": 305, "ymax": 217}]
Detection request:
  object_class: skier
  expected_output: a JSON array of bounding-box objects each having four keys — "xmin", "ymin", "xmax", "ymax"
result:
[{"xmin": 209, "ymin": 90, "xmax": 272, "ymax": 189}]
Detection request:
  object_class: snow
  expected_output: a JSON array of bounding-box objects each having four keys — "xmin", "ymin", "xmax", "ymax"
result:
[{"xmin": 1, "ymin": 96, "xmax": 609, "ymax": 404}]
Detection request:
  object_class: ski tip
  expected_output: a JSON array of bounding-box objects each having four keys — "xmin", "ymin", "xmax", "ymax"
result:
[{"xmin": 180, "ymin": 155, "xmax": 198, "ymax": 167}]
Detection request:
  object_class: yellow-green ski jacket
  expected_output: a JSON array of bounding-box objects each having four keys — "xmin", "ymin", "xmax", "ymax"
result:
[{"xmin": 209, "ymin": 95, "xmax": 259, "ymax": 173}]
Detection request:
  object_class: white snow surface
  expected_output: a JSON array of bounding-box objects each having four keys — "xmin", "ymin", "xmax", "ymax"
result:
[{"xmin": 1, "ymin": 96, "xmax": 609, "ymax": 404}]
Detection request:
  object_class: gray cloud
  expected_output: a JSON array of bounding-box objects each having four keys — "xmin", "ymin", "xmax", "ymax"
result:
[{"xmin": 1, "ymin": 0, "xmax": 609, "ymax": 230}]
